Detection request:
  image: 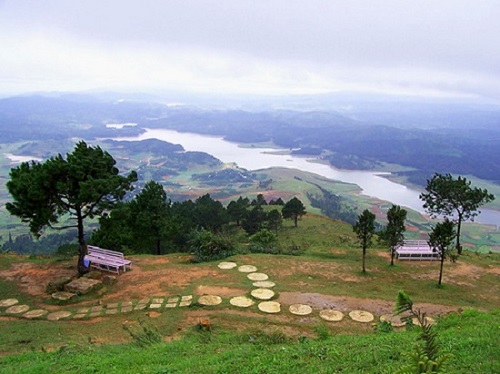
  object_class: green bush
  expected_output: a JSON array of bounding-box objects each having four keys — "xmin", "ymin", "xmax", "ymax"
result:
[
  {"xmin": 249, "ymin": 229, "xmax": 280, "ymax": 254},
  {"xmin": 189, "ymin": 230, "xmax": 236, "ymax": 262}
]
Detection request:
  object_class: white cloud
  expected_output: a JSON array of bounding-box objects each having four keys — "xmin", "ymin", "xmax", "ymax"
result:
[{"xmin": 1, "ymin": 0, "xmax": 500, "ymax": 100}]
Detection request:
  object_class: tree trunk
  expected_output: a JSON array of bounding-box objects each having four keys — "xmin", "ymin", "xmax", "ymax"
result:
[
  {"xmin": 294, "ymin": 215, "xmax": 298, "ymax": 227},
  {"xmin": 76, "ymin": 209, "xmax": 89, "ymax": 276},
  {"xmin": 438, "ymin": 249, "xmax": 445, "ymax": 286},
  {"xmin": 390, "ymin": 246, "xmax": 395, "ymax": 266},
  {"xmin": 362, "ymin": 245, "xmax": 366, "ymax": 273},
  {"xmin": 456, "ymin": 215, "xmax": 463, "ymax": 255},
  {"xmin": 156, "ymin": 238, "xmax": 161, "ymax": 255}
]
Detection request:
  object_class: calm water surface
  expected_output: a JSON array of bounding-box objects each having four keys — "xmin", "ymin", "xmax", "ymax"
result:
[{"xmin": 111, "ymin": 128, "xmax": 499, "ymax": 226}]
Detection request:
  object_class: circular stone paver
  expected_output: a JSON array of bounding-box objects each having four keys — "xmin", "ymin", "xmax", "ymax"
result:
[
  {"xmin": 238, "ymin": 265, "xmax": 257, "ymax": 273},
  {"xmin": 252, "ymin": 281, "xmax": 276, "ymax": 288},
  {"xmin": 229, "ymin": 296, "xmax": 255, "ymax": 308},
  {"xmin": 47, "ymin": 311, "xmax": 72, "ymax": 321},
  {"xmin": 289, "ymin": 304, "xmax": 313, "ymax": 316},
  {"xmin": 23, "ymin": 309, "xmax": 48, "ymax": 319},
  {"xmin": 251, "ymin": 288, "xmax": 275, "ymax": 300},
  {"xmin": 319, "ymin": 309, "xmax": 344, "ymax": 322},
  {"xmin": 218, "ymin": 262, "xmax": 237, "ymax": 270},
  {"xmin": 412, "ymin": 316, "xmax": 436, "ymax": 326},
  {"xmin": 349, "ymin": 310, "xmax": 375, "ymax": 323},
  {"xmin": 247, "ymin": 272, "xmax": 269, "ymax": 281},
  {"xmin": 198, "ymin": 295, "xmax": 222, "ymax": 306},
  {"xmin": 6, "ymin": 304, "xmax": 30, "ymax": 314},
  {"xmin": 258, "ymin": 301, "xmax": 281, "ymax": 314},
  {"xmin": 0, "ymin": 298, "xmax": 19, "ymax": 307},
  {"xmin": 380, "ymin": 314, "xmax": 406, "ymax": 327}
]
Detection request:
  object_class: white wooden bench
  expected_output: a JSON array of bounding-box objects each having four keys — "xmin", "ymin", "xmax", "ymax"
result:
[
  {"xmin": 84, "ymin": 245, "xmax": 133, "ymax": 274},
  {"xmin": 396, "ymin": 240, "xmax": 439, "ymax": 261}
]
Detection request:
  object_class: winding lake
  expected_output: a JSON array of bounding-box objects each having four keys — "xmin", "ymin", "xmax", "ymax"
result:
[{"xmin": 110, "ymin": 128, "xmax": 499, "ymax": 226}]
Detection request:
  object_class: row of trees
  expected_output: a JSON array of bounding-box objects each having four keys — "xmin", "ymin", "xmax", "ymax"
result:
[
  {"xmin": 353, "ymin": 173, "xmax": 494, "ymax": 286},
  {"xmin": 92, "ymin": 183, "xmax": 307, "ymax": 256},
  {"xmin": 6, "ymin": 142, "xmax": 494, "ymax": 279},
  {"xmin": 6, "ymin": 142, "xmax": 307, "ymax": 272},
  {"xmin": 354, "ymin": 206, "xmax": 456, "ymax": 286}
]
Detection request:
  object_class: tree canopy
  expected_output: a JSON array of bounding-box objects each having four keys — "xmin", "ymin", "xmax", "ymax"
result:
[
  {"xmin": 282, "ymin": 197, "xmax": 306, "ymax": 227},
  {"xmin": 419, "ymin": 173, "xmax": 494, "ymax": 254},
  {"xmin": 379, "ymin": 204, "xmax": 407, "ymax": 266},
  {"xmin": 428, "ymin": 219, "xmax": 456, "ymax": 286},
  {"xmin": 7, "ymin": 141, "xmax": 137, "ymax": 273},
  {"xmin": 353, "ymin": 209, "xmax": 376, "ymax": 273}
]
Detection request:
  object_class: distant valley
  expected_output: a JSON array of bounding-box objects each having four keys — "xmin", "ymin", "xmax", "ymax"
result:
[{"xmin": 0, "ymin": 92, "xmax": 498, "ymax": 252}]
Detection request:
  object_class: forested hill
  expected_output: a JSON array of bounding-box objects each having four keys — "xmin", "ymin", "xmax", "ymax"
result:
[{"xmin": 1, "ymin": 93, "xmax": 499, "ymax": 185}]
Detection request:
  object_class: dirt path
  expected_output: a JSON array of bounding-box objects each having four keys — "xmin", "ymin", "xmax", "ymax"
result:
[{"xmin": 0, "ymin": 254, "xmax": 493, "ymax": 324}]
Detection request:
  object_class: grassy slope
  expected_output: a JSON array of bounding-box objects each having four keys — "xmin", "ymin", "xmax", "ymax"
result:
[
  {"xmin": 0, "ymin": 309, "xmax": 498, "ymax": 373},
  {"xmin": 0, "ymin": 214, "xmax": 499, "ymax": 372}
]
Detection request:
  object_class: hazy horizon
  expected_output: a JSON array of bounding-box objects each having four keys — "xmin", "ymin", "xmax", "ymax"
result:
[{"xmin": 1, "ymin": 1, "xmax": 500, "ymax": 103}]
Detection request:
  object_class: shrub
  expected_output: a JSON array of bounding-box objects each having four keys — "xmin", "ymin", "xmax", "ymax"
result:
[
  {"xmin": 189, "ymin": 230, "xmax": 235, "ymax": 262},
  {"xmin": 249, "ymin": 229, "xmax": 280, "ymax": 254}
]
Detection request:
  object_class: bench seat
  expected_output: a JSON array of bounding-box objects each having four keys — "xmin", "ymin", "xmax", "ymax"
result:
[
  {"xmin": 85, "ymin": 245, "xmax": 132, "ymax": 274},
  {"xmin": 396, "ymin": 240, "xmax": 439, "ymax": 261}
]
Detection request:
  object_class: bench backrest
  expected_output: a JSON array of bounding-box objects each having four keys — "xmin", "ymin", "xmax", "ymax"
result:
[{"xmin": 88, "ymin": 245, "xmax": 125, "ymax": 259}]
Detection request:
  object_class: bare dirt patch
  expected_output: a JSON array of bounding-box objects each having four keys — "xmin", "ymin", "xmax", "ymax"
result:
[
  {"xmin": 0, "ymin": 262, "xmax": 75, "ymax": 298},
  {"xmin": 195, "ymin": 286, "xmax": 247, "ymax": 297},
  {"xmin": 278, "ymin": 292, "xmax": 457, "ymax": 316}
]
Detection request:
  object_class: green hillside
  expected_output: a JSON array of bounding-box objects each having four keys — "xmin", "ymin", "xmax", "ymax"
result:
[{"xmin": 0, "ymin": 213, "xmax": 499, "ymax": 372}]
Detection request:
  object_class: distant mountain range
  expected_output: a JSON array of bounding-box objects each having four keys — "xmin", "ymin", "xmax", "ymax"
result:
[{"xmin": 1, "ymin": 92, "xmax": 499, "ymax": 185}]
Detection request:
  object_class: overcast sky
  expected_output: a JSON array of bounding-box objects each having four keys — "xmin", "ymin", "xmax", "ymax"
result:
[{"xmin": 1, "ymin": 0, "xmax": 500, "ymax": 101}]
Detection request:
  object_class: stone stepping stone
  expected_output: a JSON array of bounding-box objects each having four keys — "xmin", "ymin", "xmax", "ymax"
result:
[
  {"xmin": 72, "ymin": 314, "xmax": 87, "ymax": 320},
  {"xmin": 252, "ymin": 281, "xmax": 276, "ymax": 288},
  {"xmin": 64, "ymin": 278, "xmax": 101, "ymax": 295},
  {"xmin": 122, "ymin": 301, "xmax": 133, "ymax": 307},
  {"xmin": 52, "ymin": 291, "xmax": 77, "ymax": 301},
  {"xmin": 0, "ymin": 298, "xmax": 19, "ymax": 307},
  {"xmin": 412, "ymin": 316, "xmax": 436, "ymax": 326},
  {"xmin": 251, "ymin": 288, "xmax": 275, "ymax": 300},
  {"xmin": 90, "ymin": 306, "xmax": 103, "ymax": 312},
  {"xmin": 218, "ymin": 262, "xmax": 237, "ymax": 270},
  {"xmin": 6, "ymin": 305, "xmax": 30, "ymax": 314},
  {"xmin": 149, "ymin": 303, "xmax": 162, "ymax": 309},
  {"xmin": 198, "ymin": 295, "xmax": 222, "ymax": 306},
  {"xmin": 134, "ymin": 303, "xmax": 148, "ymax": 311},
  {"xmin": 319, "ymin": 309, "xmax": 344, "ymax": 322},
  {"xmin": 23, "ymin": 309, "xmax": 48, "ymax": 319},
  {"xmin": 165, "ymin": 303, "xmax": 177, "ymax": 308},
  {"xmin": 229, "ymin": 296, "xmax": 255, "ymax": 308},
  {"xmin": 179, "ymin": 296, "xmax": 193, "ymax": 307},
  {"xmin": 258, "ymin": 301, "xmax": 281, "ymax": 314},
  {"xmin": 289, "ymin": 304, "xmax": 313, "ymax": 316},
  {"xmin": 238, "ymin": 265, "xmax": 257, "ymax": 273},
  {"xmin": 121, "ymin": 306, "xmax": 134, "ymax": 313},
  {"xmin": 380, "ymin": 314, "xmax": 406, "ymax": 327},
  {"xmin": 106, "ymin": 302, "xmax": 119, "ymax": 309},
  {"xmin": 247, "ymin": 273, "xmax": 269, "ymax": 281},
  {"xmin": 151, "ymin": 298, "xmax": 164, "ymax": 304},
  {"xmin": 349, "ymin": 310, "xmax": 374, "ymax": 323},
  {"xmin": 168, "ymin": 297, "xmax": 179, "ymax": 303},
  {"xmin": 47, "ymin": 311, "xmax": 72, "ymax": 321},
  {"xmin": 106, "ymin": 309, "xmax": 119, "ymax": 315}
]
